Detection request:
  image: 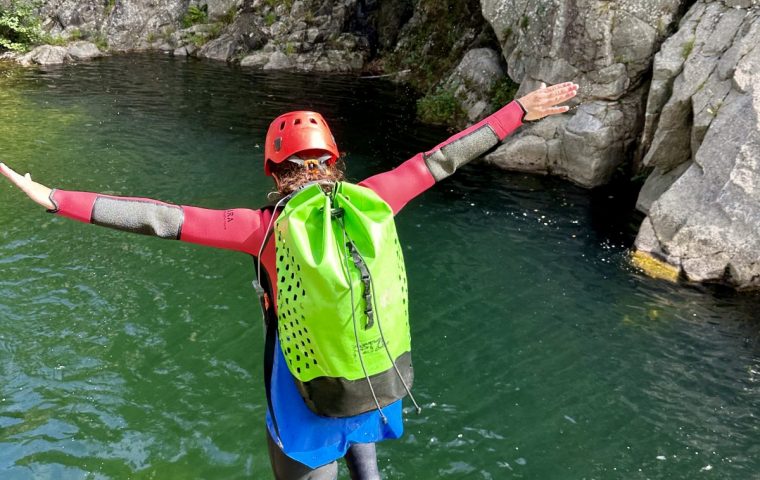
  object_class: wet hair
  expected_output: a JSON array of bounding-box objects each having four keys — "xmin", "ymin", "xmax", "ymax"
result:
[{"xmin": 269, "ymin": 156, "xmax": 346, "ymax": 196}]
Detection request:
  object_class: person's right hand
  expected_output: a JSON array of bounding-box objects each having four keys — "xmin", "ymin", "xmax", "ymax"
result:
[
  {"xmin": 0, "ymin": 162, "xmax": 55, "ymax": 210},
  {"xmin": 517, "ymin": 82, "xmax": 579, "ymax": 121}
]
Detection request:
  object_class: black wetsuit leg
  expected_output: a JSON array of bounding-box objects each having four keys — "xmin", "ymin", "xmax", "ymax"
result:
[
  {"xmin": 267, "ymin": 432, "xmax": 338, "ymax": 480},
  {"xmin": 345, "ymin": 442, "xmax": 381, "ymax": 480},
  {"xmin": 266, "ymin": 432, "xmax": 382, "ymax": 480}
]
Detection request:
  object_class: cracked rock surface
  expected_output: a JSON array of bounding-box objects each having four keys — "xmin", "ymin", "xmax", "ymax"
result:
[
  {"xmin": 481, "ymin": 0, "xmax": 684, "ymax": 187},
  {"xmin": 634, "ymin": 0, "xmax": 760, "ymax": 289}
]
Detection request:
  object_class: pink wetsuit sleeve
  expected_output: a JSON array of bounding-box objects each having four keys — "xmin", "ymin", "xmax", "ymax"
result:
[
  {"xmin": 180, "ymin": 205, "xmax": 267, "ymax": 254},
  {"xmin": 49, "ymin": 189, "xmax": 98, "ymax": 223},
  {"xmin": 360, "ymin": 100, "xmax": 524, "ymax": 214},
  {"xmin": 358, "ymin": 153, "xmax": 435, "ymax": 215},
  {"xmin": 49, "ymin": 189, "xmax": 267, "ymax": 255}
]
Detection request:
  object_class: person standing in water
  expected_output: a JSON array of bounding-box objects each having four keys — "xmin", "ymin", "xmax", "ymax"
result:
[{"xmin": 1, "ymin": 81, "xmax": 578, "ymax": 480}]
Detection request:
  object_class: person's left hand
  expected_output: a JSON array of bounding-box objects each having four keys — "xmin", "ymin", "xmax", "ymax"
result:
[{"xmin": 517, "ymin": 82, "xmax": 579, "ymax": 121}]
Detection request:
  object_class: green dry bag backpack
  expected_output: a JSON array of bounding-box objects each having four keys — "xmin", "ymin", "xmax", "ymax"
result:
[{"xmin": 273, "ymin": 182, "xmax": 414, "ymax": 417}]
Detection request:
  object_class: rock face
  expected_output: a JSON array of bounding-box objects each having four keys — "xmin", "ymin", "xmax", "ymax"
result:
[
  {"xmin": 21, "ymin": 1, "xmax": 370, "ymax": 72},
  {"xmin": 38, "ymin": 0, "xmax": 186, "ymax": 51},
  {"xmin": 481, "ymin": 0, "xmax": 685, "ymax": 187},
  {"xmin": 634, "ymin": 1, "xmax": 760, "ymax": 289},
  {"xmin": 234, "ymin": 0, "xmax": 370, "ymax": 73},
  {"xmin": 443, "ymin": 48, "xmax": 505, "ymax": 123}
]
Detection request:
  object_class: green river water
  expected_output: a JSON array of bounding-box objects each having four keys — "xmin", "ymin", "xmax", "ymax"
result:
[{"xmin": 0, "ymin": 55, "xmax": 758, "ymax": 480}]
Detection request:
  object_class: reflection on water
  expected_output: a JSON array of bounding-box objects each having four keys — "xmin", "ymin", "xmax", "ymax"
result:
[{"xmin": 0, "ymin": 54, "xmax": 758, "ymax": 479}]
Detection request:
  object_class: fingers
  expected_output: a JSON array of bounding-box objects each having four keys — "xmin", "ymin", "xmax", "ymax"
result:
[
  {"xmin": 0, "ymin": 162, "xmax": 22, "ymax": 184},
  {"xmin": 0, "ymin": 163, "xmax": 31, "ymax": 191},
  {"xmin": 0, "ymin": 162, "xmax": 11, "ymax": 180},
  {"xmin": 517, "ymin": 81, "xmax": 580, "ymax": 121},
  {"xmin": 539, "ymin": 83, "xmax": 578, "ymax": 106},
  {"xmin": 542, "ymin": 105, "xmax": 571, "ymax": 116},
  {"xmin": 530, "ymin": 105, "xmax": 570, "ymax": 119}
]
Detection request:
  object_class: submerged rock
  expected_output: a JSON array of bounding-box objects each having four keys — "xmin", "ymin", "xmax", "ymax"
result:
[
  {"xmin": 17, "ymin": 45, "xmax": 70, "ymax": 66},
  {"xmin": 16, "ymin": 41, "xmax": 103, "ymax": 66},
  {"xmin": 66, "ymin": 41, "xmax": 103, "ymax": 61},
  {"xmin": 634, "ymin": 1, "xmax": 760, "ymax": 290}
]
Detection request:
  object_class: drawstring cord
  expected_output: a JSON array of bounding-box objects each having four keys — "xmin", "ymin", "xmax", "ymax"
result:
[
  {"xmin": 254, "ymin": 193, "xmax": 294, "ymax": 325},
  {"xmin": 344, "ymin": 234, "xmax": 422, "ymax": 415},
  {"xmin": 337, "ymin": 215, "xmax": 388, "ymax": 424}
]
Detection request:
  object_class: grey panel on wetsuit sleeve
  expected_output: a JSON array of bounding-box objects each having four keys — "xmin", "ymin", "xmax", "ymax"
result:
[
  {"xmin": 91, "ymin": 197, "xmax": 184, "ymax": 239},
  {"xmin": 423, "ymin": 124, "xmax": 499, "ymax": 182}
]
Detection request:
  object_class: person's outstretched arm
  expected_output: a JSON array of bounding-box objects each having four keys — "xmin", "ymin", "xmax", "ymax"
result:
[
  {"xmin": 0, "ymin": 162, "xmax": 268, "ymax": 255},
  {"xmin": 360, "ymin": 82, "xmax": 579, "ymax": 214}
]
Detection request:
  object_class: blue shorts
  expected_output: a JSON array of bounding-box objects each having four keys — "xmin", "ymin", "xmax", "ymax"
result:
[{"xmin": 265, "ymin": 336, "xmax": 404, "ymax": 469}]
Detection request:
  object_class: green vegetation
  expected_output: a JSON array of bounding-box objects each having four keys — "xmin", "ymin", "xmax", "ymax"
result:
[
  {"xmin": 386, "ymin": 0, "xmax": 485, "ymax": 94},
  {"xmin": 490, "ymin": 77, "xmax": 520, "ymax": 107},
  {"xmin": 264, "ymin": 12, "xmax": 276, "ymax": 26},
  {"xmin": 220, "ymin": 6, "xmax": 237, "ymax": 26},
  {"xmin": 0, "ymin": 1, "xmax": 43, "ymax": 52},
  {"xmin": 265, "ymin": 0, "xmax": 293, "ymax": 9},
  {"xmin": 188, "ymin": 33, "xmax": 207, "ymax": 47},
  {"xmin": 682, "ymin": 37, "xmax": 695, "ymax": 59},
  {"xmin": 208, "ymin": 22, "xmax": 222, "ymax": 38},
  {"xmin": 40, "ymin": 32, "xmax": 67, "ymax": 46},
  {"xmin": 104, "ymin": 0, "xmax": 116, "ymax": 15},
  {"xmin": 92, "ymin": 33, "xmax": 108, "ymax": 51},
  {"xmin": 37, "ymin": 27, "xmax": 104, "ymax": 50},
  {"xmin": 160, "ymin": 26, "xmax": 175, "ymax": 42},
  {"xmin": 284, "ymin": 42, "xmax": 296, "ymax": 55},
  {"xmin": 182, "ymin": 4, "xmax": 208, "ymax": 29},
  {"xmin": 178, "ymin": 4, "xmax": 230, "ymax": 48},
  {"xmin": 520, "ymin": 15, "xmax": 529, "ymax": 30},
  {"xmin": 417, "ymin": 87, "xmax": 465, "ymax": 125}
]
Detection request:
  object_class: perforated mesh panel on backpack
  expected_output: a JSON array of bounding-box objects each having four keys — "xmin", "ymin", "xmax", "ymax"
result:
[{"xmin": 276, "ymin": 229, "xmax": 319, "ymax": 378}]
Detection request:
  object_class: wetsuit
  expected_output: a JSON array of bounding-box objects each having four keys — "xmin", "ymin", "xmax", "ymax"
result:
[{"xmin": 47, "ymin": 101, "xmax": 524, "ymax": 479}]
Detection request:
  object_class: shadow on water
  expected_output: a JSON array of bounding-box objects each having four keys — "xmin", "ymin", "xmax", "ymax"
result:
[{"xmin": 0, "ymin": 54, "xmax": 759, "ymax": 479}]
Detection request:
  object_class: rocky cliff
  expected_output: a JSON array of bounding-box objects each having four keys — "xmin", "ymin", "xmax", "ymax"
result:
[
  {"xmin": 2, "ymin": 0, "xmax": 759, "ymax": 290},
  {"xmin": 634, "ymin": 1, "xmax": 760, "ymax": 289},
  {"xmin": 480, "ymin": 0, "xmax": 688, "ymax": 187}
]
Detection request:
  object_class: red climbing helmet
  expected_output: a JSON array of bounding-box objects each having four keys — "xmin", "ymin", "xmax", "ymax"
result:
[{"xmin": 264, "ymin": 111, "xmax": 339, "ymax": 176}]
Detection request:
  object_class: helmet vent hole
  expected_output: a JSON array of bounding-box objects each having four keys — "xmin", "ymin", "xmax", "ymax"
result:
[
  {"xmin": 294, "ymin": 119, "xmax": 301, "ymax": 125},
  {"xmin": 309, "ymin": 118, "xmax": 317, "ymax": 124},
  {"xmin": 279, "ymin": 121, "xmax": 285, "ymax": 130}
]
